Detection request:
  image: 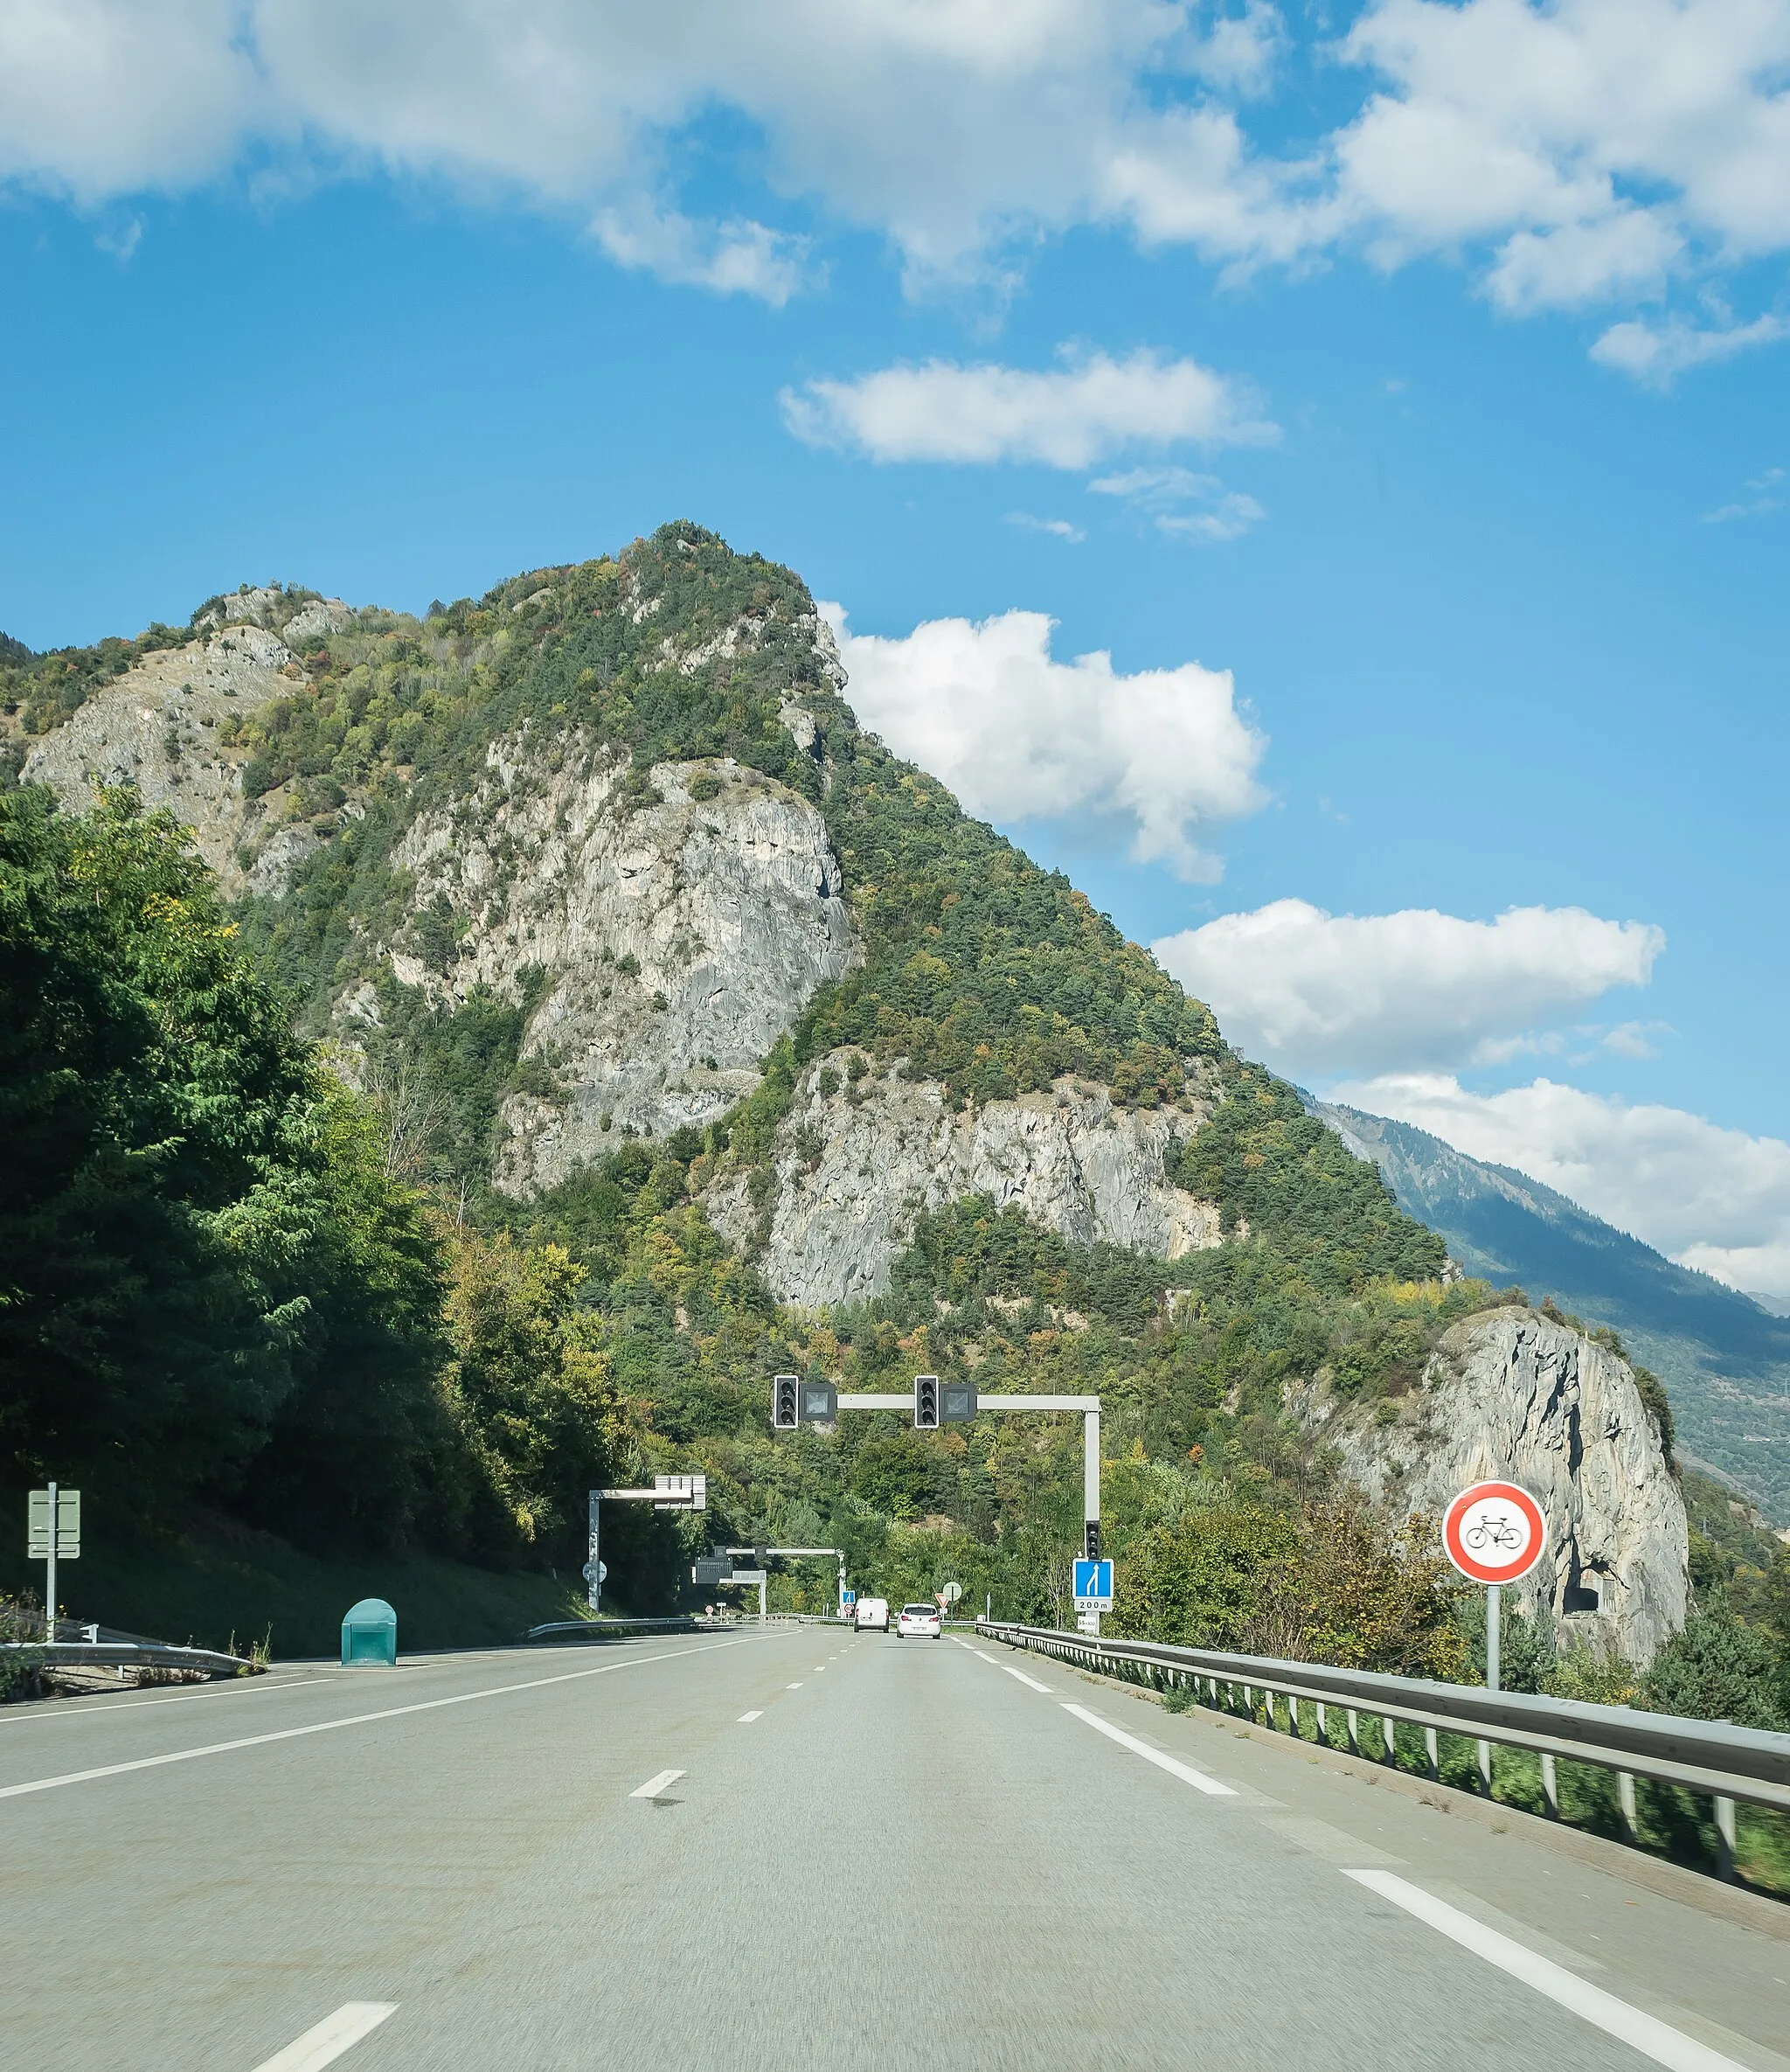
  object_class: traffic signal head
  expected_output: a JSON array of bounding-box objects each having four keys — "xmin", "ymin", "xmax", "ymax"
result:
[
  {"xmin": 940, "ymin": 1381, "xmax": 976, "ymax": 1423},
  {"xmin": 800, "ymin": 1380, "xmax": 838, "ymax": 1423},
  {"xmin": 772, "ymin": 1373, "xmax": 799, "ymax": 1430},
  {"xmin": 913, "ymin": 1373, "xmax": 940, "ymax": 1430}
]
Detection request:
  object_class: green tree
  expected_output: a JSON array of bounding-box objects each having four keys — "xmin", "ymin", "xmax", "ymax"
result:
[{"xmin": 1637, "ymin": 1607, "xmax": 1788, "ymax": 1730}]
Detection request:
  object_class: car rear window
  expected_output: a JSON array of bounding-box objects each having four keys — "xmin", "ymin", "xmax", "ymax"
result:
[{"xmin": 902, "ymin": 1606, "xmax": 935, "ymax": 1616}]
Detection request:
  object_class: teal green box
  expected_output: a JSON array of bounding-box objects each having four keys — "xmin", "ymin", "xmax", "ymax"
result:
[{"xmin": 340, "ymin": 1597, "xmax": 398, "ymax": 1667}]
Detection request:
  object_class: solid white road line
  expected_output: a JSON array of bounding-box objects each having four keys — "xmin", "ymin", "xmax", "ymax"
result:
[
  {"xmin": 0, "ymin": 1641, "xmax": 741, "ymax": 1802},
  {"xmin": 1062, "ymin": 1704, "xmax": 1237, "ymax": 1797},
  {"xmin": 251, "ymin": 2001, "xmax": 397, "ymax": 2071},
  {"xmin": 1342, "ymin": 1870, "xmax": 1747, "ymax": 2072},
  {"xmin": 630, "ymin": 1769, "xmax": 685, "ymax": 1800},
  {"xmin": 0, "ymin": 1675, "xmax": 339, "ymax": 1728},
  {"xmin": 737, "ymin": 1710, "xmax": 763, "ymax": 1723},
  {"xmin": 1003, "ymin": 1666, "xmax": 1054, "ymax": 1693}
]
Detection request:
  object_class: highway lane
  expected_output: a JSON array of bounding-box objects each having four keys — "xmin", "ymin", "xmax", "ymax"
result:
[{"xmin": 1, "ymin": 1625, "xmax": 1783, "ymax": 2071}]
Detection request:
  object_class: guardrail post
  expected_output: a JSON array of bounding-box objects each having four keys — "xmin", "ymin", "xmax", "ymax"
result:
[
  {"xmin": 1424, "ymin": 1726, "xmax": 1440, "ymax": 1781},
  {"xmin": 1345, "ymin": 1707, "xmax": 1360, "ymax": 1756},
  {"xmin": 1541, "ymin": 1752, "xmax": 1559, "ymax": 1818},
  {"xmin": 1714, "ymin": 1796, "xmax": 1737, "ymax": 1881},
  {"xmin": 1383, "ymin": 1715, "xmax": 1398, "ymax": 1765},
  {"xmin": 1243, "ymin": 1681, "xmax": 1253, "ymax": 1720},
  {"xmin": 1315, "ymin": 1700, "xmax": 1327, "ymax": 1746},
  {"xmin": 1478, "ymin": 1737, "xmax": 1492, "ymax": 1794},
  {"xmin": 1618, "ymin": 1771, "xmax": 1639, "ymax": 1842}
]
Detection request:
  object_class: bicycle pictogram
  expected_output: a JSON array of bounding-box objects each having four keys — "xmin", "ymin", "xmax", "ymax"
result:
[{"xmin": 1463, "ymin": 1512, "xmax": 1524, "ymax": 1554}]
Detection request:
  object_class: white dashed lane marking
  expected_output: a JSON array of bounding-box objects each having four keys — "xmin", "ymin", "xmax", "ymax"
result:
[
  {"xmin": 629, "ymin": 1769, "xmax": 685, "ymax": 1801},
  {"xmin": 737, "ymin": 1711, "xmax": 763, "ymax": 1723},
  {"xmin": 250, "ymin": 2002, "xmax": 397, "ymax": 2070}
]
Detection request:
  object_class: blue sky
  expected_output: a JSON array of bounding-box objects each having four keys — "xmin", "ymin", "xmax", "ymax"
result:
[{"xmin": 3, "ymin": 0, "xmax": 1788, "ymax": 1288}]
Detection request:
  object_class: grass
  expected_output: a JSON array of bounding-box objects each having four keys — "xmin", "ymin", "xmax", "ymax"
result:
[{"xmin": 0, "ymin": 1509, "xmax": 589, "ymax": 1662}]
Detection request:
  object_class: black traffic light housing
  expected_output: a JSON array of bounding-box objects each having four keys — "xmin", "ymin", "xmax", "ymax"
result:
[
  {"xmin": 800, "ymin": 1380, "xmax": 838, "ymax": 1423},
  {"xmin": 913, "ymin": 1373, "xmax": 940, "ymax": 1430},
  {"xmin": 772, "ymin": 1373, "xmax": 800, "ymax": 1430},
  {"xmin": 940, "ymin": 1381, "xmax": 976, "ymax": 1422}
]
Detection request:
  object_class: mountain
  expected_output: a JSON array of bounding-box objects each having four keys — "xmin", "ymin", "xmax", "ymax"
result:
[
  {"xmin": 1, "ymin": 526, "xmax": 1689, "ymax": 1656},
  {"xmin": 1320, "ymin": 1104, "xmax": 1790, "ymax": 1522}
]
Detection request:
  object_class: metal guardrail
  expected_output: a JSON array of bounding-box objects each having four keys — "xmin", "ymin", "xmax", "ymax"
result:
[
  {"xmin": 982, "ymin": 1621, "xmax": 1790, "ymax": 1874},
  {"xmin": 1, "ymin": 1639, "xmax": 255, "ymax": 1677},
  {"xmin": 524, "ymin": 1617, "xmax": 709, "ymax": 1642}
]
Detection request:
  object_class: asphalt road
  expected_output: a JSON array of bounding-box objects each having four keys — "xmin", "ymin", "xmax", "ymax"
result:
[{"xmin": 1, "ymin": 1624, "xmax": 1785, "ymax": 2072}]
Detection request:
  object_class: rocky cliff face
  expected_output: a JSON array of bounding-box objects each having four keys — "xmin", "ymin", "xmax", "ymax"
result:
[
  {"xmin": 364, "ymin": 739, "xmax": 857, "ymax": 1186},
  {"xmin": 19, "ymin": 590, "xmax": 358, "ymax": 898},
  {"xmin": 708, "ymin": 1055, "xmax": 1219, "ymax": 1307},
  {"xmin": 1291, "ymin": 1306, "xmax": 1689, "ymax": 1662},
  {"xmin": 22, "ymin": 626, "xmax": 313, "ymax": 893}
]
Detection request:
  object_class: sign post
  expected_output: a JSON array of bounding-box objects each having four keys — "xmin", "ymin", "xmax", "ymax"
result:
[
  {"xmin": 1443, "ymin": 1479, "xmax": 1547, "ymax": 1789},
  {"xmin": 586, "ymin": 1475, "xmax": 706, "ymax": 1614},
  {"xmin": 28, "ymin": 1484, "xmax": 80, "ymax": 1640}
]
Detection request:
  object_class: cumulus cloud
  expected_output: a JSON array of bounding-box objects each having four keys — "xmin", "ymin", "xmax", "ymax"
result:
[
  {"xmin": 1152, "ymin": 900, "xmax": 1664, "ymax": 1074},
  {"xmin": 781, "ymin": 351, "xmax": 1273, "ymax": 467},
  {"xmin": 823, "ymin": 601, "xmax": 1266, "ymax": 880},
  {"xmin": 2, "ymin": 1, "xmax": 1787, "ymax": 343},
  {"xmin": 1333, "ymin": 1072, "xmax": 1790, "ymax": 1298}
]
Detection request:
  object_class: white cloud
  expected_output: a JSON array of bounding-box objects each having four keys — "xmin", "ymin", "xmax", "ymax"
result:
[
  {"xmin": 1702, "ymin": 464, "xmax": 1787, "ymax": 523},
  {"xmin": 1336, "ymin": 0, "xmax": 1790, "ymax": 318},
  {"xmin": 589, "ymin": 204, "xmax": 810, "ymax": 305},
  {"xmin": 823, "ymin": 601, "xmax": 1266, "ymax": 879},
  {"xmin": 1089, "ymin": 463, "xmax": 1266, "ymax": 542},
  {"xmin": 1590, "ymin": 312, "xmax": 1790, "ymax": 386},
  {"xmin": 1333, "ymin": 1072, "xmax": 1790, "ymax": 1297},
  {"xmin": 1005, "ymin": 512, "xmax": 1087, "ymax": 542},
  {"xmin": 781, "ymin": 350, "xmax": 1273, "ymax": 467},
  {"xmin": 2, "ymin": 0, "xmax": 1787, "ymax": 343},
  {"xmin": 1152, "ymin": 899, "xmax": 1664, "ymax": 1074}
]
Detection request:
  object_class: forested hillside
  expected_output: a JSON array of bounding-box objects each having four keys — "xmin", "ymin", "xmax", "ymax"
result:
[{"xmin": 6, "ymin": 525, "xmax": 1780, "ymax": 1714}]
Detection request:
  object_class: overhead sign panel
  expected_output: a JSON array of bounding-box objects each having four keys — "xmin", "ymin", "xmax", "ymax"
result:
[{"xmin": 1443, "ymin": 1480, "xmax": 1546, "ymax": 1586}]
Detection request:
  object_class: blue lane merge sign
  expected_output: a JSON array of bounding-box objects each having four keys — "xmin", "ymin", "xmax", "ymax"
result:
[
  {"xmin": 842, "ymin": 1589, "xmax": 857, "ymax": 1607},
  {"xmin": 1072, "ymin": 1558, "xmax": 1114, "ymax": 1610}
]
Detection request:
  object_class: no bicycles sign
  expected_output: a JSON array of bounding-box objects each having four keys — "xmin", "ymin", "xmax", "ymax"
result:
[{"xmin": 1443, "ymin": 1479, "xmax": 1547, "ymax": 1586}]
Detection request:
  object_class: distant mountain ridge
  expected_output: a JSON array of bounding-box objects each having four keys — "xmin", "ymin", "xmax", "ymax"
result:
[{"xmin": 1318, "ymin": 1103, "xmax": 1790, "ymax": 1521}]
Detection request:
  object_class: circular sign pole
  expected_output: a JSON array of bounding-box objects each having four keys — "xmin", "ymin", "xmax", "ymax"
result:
[{"xmin": 1442, "ymin": 1480, "xmax": 1548, "ymax": 1783}]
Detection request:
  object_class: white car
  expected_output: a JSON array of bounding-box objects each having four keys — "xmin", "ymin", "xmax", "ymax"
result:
[
  {"xmin": 895, "ymin": 1603, "xmax": 942, "ymax": 1638},
  {"xmin": 854, "ymin": 1597, "xmax": 889, "ymax": 1632}
]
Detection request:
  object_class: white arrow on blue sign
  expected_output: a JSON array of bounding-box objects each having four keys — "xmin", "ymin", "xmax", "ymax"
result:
[{"xmin": 1072, "ymin": 1558, "xmax": 1113, "ymax": 1610}]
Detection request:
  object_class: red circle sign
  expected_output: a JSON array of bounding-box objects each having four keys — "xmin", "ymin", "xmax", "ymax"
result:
[{"xmin": 1443, "ymin": 1480, "xmax": 1547, "ymax": 1585}]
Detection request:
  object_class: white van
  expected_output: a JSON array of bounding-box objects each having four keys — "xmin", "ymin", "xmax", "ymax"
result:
[{"xmin": 854, "ymin": 1596, "xmax": 889, "ymax": 1632}]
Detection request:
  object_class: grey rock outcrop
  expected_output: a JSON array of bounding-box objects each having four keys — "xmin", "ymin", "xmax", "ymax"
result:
[
  {"xmin": 1291, "ymin": 1306, "xmax": 1689, "ymax": 1662},
  {"xmin": 379, "ymin": 740, "xmax": 857, "ymax": 1187},
  {"xmin": 707, "ymin": 1059, "xmax": 1219, "ymax": 1308},
  {"xmin": 20, "ymin": 628, "xmax": 317, "ymax": 894}
]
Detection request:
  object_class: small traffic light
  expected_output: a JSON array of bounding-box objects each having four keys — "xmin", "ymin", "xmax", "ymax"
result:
[
  {"xmin": 773, "ymin": 1373, "xmax": 799, "ymax": 1430},
  {"xmin": 800, "ymin": 1380, "xmax": 838, "ymax": 1423},
  {"xmin": 913, "ymin": 1373, "xmax": 940, "ymax": 1430},
  {"xmin": 940, "ymin": 1381, "xmax": 976, "ymax": 1422},
  {"xmin": 1085, "ymin": 1521, "xmax": 1102, "ymax": 1562}
]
